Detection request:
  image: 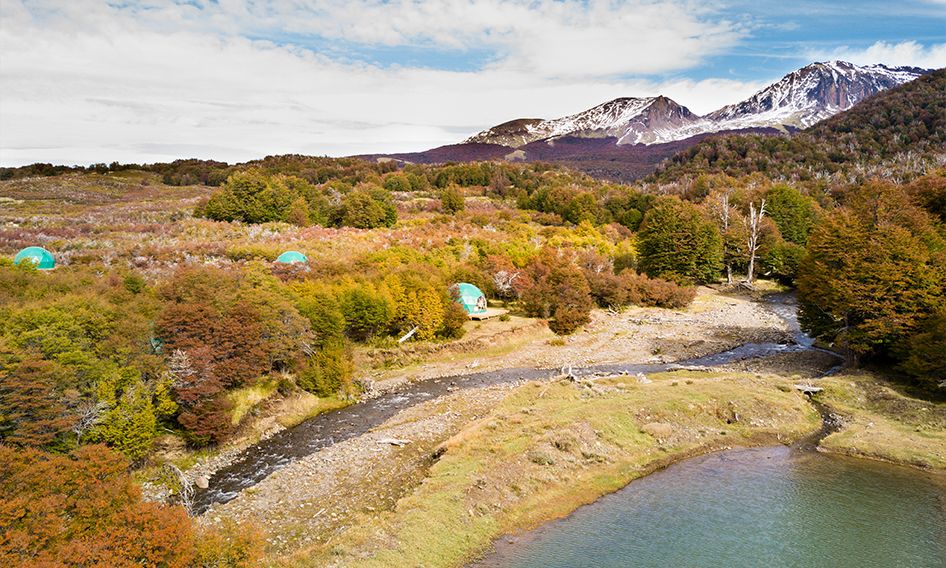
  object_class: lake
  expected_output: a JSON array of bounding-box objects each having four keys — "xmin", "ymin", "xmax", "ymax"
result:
[{"xmin": 473, "ymin": 446, "xmax": 946, "ymax": 568}]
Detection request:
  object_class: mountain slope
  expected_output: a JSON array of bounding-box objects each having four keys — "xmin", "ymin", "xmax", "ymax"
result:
[{"xmin": 464, "ymin": 96, "xmax": 706, "ymax": 147}]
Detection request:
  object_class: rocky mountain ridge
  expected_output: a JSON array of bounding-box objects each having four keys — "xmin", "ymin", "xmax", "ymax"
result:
[{"xmin": 464, "ymin": 61, "xmax": 931, "ymax": 148}]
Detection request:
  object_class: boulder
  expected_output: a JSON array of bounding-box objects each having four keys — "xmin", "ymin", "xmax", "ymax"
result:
[{"xmin": 642, "ymin": 422, "xmax": 672, "ymax": 440}]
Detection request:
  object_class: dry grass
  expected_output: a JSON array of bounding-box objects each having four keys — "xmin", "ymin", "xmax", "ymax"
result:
[{"xmin": 229, "ymin": 379, "xmax": 281, "ymax": 426}]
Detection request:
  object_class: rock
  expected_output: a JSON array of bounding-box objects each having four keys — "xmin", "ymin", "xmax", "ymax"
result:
[
  {"xmin": 642, "ymin": 422, "xmax": 672, "ymax": 440},
  {"xmin": 195, "ymin": 475, "xmax": 210, "ymax": 489},
  {"xmin": 376, "ymin": 438, "xmax": 412, "ymax": 446}
]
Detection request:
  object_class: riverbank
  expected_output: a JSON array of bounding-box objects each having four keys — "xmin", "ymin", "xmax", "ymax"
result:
[
  {"xmin": 194, "ymin": 286, "xmax": 945, "ymax": 567},
  {"xmin": 814, "ymin": 372, "xmax": 946, "ymax": 469},
  {"xmin": 169, "ymin": 284, "xmax": 789, "ymax": 489}
]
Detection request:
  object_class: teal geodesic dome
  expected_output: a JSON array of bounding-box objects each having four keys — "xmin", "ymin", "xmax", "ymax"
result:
[
  {"xmin": 276, "ymin": 251, "xmax": 307, "ymax": 264},
  {"xmin": 451, "ymin": 283, "xmax": 487, "ymax": 314},
  {"xmin": 14, "ymin": 246, "xmax": 55, "ymax": 269}
]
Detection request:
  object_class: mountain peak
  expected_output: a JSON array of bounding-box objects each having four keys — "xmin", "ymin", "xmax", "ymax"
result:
[
  {"xmin": 706, "ymin": 61, "xmax": 931, "ymax": 131},
  {"xmin": 463, "ymin": 95, "xmax": 702, "ymax": 148}
]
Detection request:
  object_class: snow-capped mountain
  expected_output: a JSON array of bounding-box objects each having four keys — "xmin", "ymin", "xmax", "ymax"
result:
[
  {"xmin": 463, "ymin": 118, "xmax": 547, "ymax": 148},
  {"xmin": 464, "ymin": 96, "xmax": 705, "ymax": 147},
  {"xmin": 464, "ymin": 61, "xmax": 930, "ymax": 147},
  {"xmin": 707, "ymin": 61, "xmax": 931, "ymax": 132}
]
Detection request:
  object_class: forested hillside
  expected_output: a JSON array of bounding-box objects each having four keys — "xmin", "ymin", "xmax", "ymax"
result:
[
  {"xmin": 645, "ymin": 68, "xmax": 946, "ymax": 386},
  {"xmin": 648, "ymin": 69, "xmax": 946, "ymax": 184},
  {"xmin": 1, "ymin": 68, "xmax": 944, "ymax": 567}
]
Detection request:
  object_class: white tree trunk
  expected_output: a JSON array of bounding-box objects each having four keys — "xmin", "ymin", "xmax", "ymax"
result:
[{"xmin": 745, "ymin": 199, "xmax": 766, "ymax": 283}]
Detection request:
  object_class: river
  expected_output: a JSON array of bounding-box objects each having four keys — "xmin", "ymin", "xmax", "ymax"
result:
[
  {"xmin": 192, "ymin": 314, "xmax": 819, "ymax": 512},
  {"xmin": 193, "ymin": 294, "xmax": 843, "ymax": 514},
  {"xmin": 470, "ymin": 445, "xmax": 946, "ymax": 568},
  {"xmin": 191, "ymin": 293, "xmax": 946, "ymax": 566}
]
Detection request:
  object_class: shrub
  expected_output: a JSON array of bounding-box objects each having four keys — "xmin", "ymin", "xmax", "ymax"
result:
[
  {"xmin": 585, "ymin": 270, "xmax": 627, "ymax": 309},
  {"xmin": 621, "ymin": 271, "xmax": 697, "ymax": 309},
  {"xmin": 297, "ymin": 339, "xmax": 354, "ymax": 397},
  {"xmin": 527, "ymin": 449, "xmax": 555, "ymax": 466},
  {"xmin": 439, "ymin": 301, "xmax": 469, "ymax": 340},
  {"xmin": 520, "ymin": 257, "xmax": 594, "ymax": 335},
  {"xmin": 548, "ymin": 284, "xmax": 593, "ymax": 335}
]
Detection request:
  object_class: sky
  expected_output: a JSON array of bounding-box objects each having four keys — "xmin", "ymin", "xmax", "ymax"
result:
[{"xmin": 1, "ymin": 0, "xmax": 944, "ymax": 167}]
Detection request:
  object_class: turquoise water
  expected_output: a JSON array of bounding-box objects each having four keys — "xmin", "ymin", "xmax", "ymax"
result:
[{"xmin": 474, "ymin": 447, "xmax": 946, "ymax": 568}]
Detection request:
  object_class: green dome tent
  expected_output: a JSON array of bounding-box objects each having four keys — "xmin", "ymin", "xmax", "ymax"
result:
[
  {"xmin": 14, "ymin": 246, "xmax": 55, "ymax": 270},
  {"xmin": 451, "ymin": 283, "xmax": 487, "ymax": 314},
  {"xmin": 276, "ymin": 251, "xmax": 307, "ymax": 264}
]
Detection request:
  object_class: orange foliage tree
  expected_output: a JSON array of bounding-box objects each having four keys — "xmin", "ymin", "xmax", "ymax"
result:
[{"xmin": 0, "ymin": 444, "xmax": 263, "ymax": 567}]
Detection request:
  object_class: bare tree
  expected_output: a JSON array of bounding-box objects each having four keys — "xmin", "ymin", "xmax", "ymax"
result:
[
  {"xmin": 744, "ymin": 199, "xmax": 766, "ymax": 284},
  {"xmin": 493, "ymin": 270, "xmax": 519, "ymax": 298},
  {"xmin": 71, "ymin": 399, "xmax": 111, "ymax": 443},
  {"xmin": 708, "ymin": 189, "xmax": 738, "ymax": 284},
  {"xmin": 164, "ymin": 463, "xmax": 195, "ymax": 515}
]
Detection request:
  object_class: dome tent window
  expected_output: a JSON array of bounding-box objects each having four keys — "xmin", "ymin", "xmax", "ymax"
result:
[
  {"xmin": 276, "ymin": 251, "xmax": 307, "ymax": 264},
  {"xmin": 450, "ymin": 283, "xmax": 487, "ymax": 314},
  {"xmin": 14, "ymin": 246, "xmax": 55, "ymax": 270}
]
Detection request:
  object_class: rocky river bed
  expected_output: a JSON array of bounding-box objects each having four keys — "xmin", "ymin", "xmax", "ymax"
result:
[{"xmin": 189, "ymin": 286, "xmax": 853, "ymax": 556}]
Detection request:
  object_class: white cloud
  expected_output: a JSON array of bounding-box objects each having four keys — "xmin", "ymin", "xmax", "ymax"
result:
[
  {"xmin": 810, "ymin": 41, "xmax": 946, "ymax": 70},
  {"xmin": 0, "ymin": 0, "xmax": 760, "ymax": 165},
  {"xmin": 8, "ymin": 0, "xmax": 747, "ymax": 78}
]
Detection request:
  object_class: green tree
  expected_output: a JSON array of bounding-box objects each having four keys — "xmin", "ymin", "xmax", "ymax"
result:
[
  {"xmin": 310, "ymin": 339, "xmax": 354, "ymax": 396},
  {"xmin": 438, "ymin": 300, "xmax": 469, "ymax": 340},
  {"xmin": 637, "ymin": 198, "xmax": 723, "ymax": 284},
  {"xmin": 382, "ymin": 173, "xmax": 412, "ymax": 193},
  {"xmin": 292, "ymin": 283, "xmax": 346, "ymax": 347},
  {"xmin": 441, "ymin": 185, "xmax": 466, "ymax": 215},
  {"xmin": 893, "ymin": 308, "xmax": 946, "ymax": 391},
  {"xmin": 765, "ymin": 183, "xmax": 818, "ymax": 245},
  {"xmin": 203, "ymin": 169, "xmax": 267, "ymax": 223},
  {"xmin": 340, "ymin": 282, "xmax": 393, "ymax": 341},
  {"xmin": 565, "ymin": 192, "xmax": 600, "ymax": 225},
  {"xmin": 334, "ymin": 186, "xmax": 397, "ymax": 229},
  {"xmin": 89, "ymin": 369, "xmax": 158, "ymax": 461}
]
